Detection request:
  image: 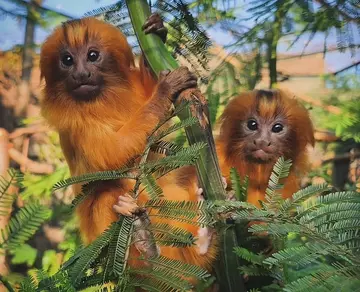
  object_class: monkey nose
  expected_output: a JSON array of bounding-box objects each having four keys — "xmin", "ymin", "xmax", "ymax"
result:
[
  {"xmin": 72, "ymin": 71, "xmax": 91, "ymax": 83},
  {"xmin": 254, "ymin": 139, "xmax": 271, "ymax": 148}
]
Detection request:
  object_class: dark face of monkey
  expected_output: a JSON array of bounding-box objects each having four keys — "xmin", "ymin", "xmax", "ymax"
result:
[
  {"xmin": 59, "ymin": 45, "xmax": 105, "ymax": 100},
  {"xmin": 41, "ymin": 18, "xmax": 134, "ymax": 102},
  {"xmin": 240, "ymin": 114, "xmax": 289, "ymax": 163}
]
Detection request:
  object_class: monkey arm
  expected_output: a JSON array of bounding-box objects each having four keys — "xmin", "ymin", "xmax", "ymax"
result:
[
  {"xmin": 114, "ymin": 93, "xmax": 172, "ymax": 165},
  {"xmin": 115, "ymin": 67, "xmax": 197, "ymax": 167}
]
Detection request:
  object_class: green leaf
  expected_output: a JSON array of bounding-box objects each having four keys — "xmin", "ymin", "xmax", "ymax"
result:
[
  {"xmin": 0, "ymin": 203, "xmax": 51, "ymax": 250},
  {"xmin": 53, "ymin": 168, "xmax": 136, "ymax": 190},
  {"xmin": 140, "ymin": 175, "xmax": 163, "ymax": 199},
  {"xmin": 9, "ymin": 244, "xmax": 37, "ymax": 266},
  {"xmin": 229, "ymin": 168, "xmax": 248, "ymax": 202}
]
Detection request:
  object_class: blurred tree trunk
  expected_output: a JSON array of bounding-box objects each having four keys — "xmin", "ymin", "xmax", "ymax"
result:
[
  {"xmin": 0, "ymin": 129, "xmax": 9, "ymax": 292},
  {"xmin": 17, "ymin": 0, "xmax": 42, "ymax": 118},
  {"xmin": 267, "ymin": 1, "xmax": 291, "ymax": 89}
]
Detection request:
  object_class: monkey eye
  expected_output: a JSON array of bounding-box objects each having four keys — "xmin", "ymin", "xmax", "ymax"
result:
[
  {"xmin": 88, "ymin": 50, "xmax": 100, "ymax": 62},
  {"xmin": 272, "ymin": 123, "xmax": 284, "ymax": 133},
  {"xmin": 247, "ymin": 119, "xmax": 258, "ymax": 131},
  {"xmin": 61, "ymin": 54, "xmax": 73, "ymax": 67}
]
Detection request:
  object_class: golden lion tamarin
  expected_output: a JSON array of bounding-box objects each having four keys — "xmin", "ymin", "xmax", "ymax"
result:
[
  {"xmin": 217, "ymin": 89, "xmax": 315, "ymax": 206},
  {"xmin": 40, "ymin": 14, "xmax": 217, "ymax": 275}
]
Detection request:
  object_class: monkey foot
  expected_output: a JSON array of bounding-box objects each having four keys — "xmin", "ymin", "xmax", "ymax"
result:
[{"xmin": 113, "ymin": 193, "xmax": 144, "ymax": 217}]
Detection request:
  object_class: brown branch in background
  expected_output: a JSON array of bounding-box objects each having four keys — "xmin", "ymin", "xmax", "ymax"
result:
[
  {"xmin": 0, "ymin": 129, "xmax": 10, "ymax": 292},
  {"xmin": 8, "ymin": 148, "xmax": 54, "ymax": 174},
  {"xmin": 9, "ymin": 124, "xmax": 48, "ymax": 140},
  {"xmin": 0, "ymin": 129, "xmax": 9, "ymax": 176},
  {"xmin": 20, "ymin": 137, "xmax": 30, "ymax": 173},
  {"xmin": 278, "ymin": 85, "xmax": 341, "ymax": 115},
  {"xmin": 314, "ymin": 130, "xmax": 340, "ymax": 143},
  {"xmin": 322, "ymin": 151, "xmax": 360, "ymax": 165}
]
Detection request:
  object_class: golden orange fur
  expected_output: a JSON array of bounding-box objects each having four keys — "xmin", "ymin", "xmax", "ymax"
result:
[
  {"xmin": 217, "ymin": 89, "xmax": 314, "ymax": 206},
  {"xmin": 40, "ymin": 17, "xmax": 217, "ymax": 274}
]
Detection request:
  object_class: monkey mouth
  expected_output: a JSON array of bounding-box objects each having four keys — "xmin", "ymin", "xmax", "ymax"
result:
[
  {"xmin": 250, "ymin": 149, "xmax": 273, "ymax": 162},
  {"xmin": 72, "ymin": 84, "xmax": 100, "ymax": 100}
]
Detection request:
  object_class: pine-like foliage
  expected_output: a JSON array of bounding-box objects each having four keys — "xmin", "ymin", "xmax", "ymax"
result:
[
  {"xmin": 84, "ymin": 0, "xmax": 211, "ymax": 80},
  {"xmin": 22, "ymin": 102, "xmax": 214, "ymax": 291},
  {"xmin": 0, "ymin": 168, "xmax": 23, "ymax": 216},
  {"xmin": 0, "ymin": 169, "xmax": 51, "ymax": 252},
  {"xmin": 231, "ymin": 157, "xmax": 360, "ymax": 291}
]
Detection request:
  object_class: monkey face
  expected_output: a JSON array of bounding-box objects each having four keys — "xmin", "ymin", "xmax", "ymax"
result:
[
  {"xmin": 40, "ymin": 17, "xmax": 134, "ymax": 103},
  {"xmin": 58, "ymin": 44, "xmax": 105, "ymax": 101},
  {"xmin": 239, "ymin": 115, "xmax": 289, "ymax": 163}
]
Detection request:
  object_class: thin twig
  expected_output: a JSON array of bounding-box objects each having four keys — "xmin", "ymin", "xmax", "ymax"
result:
[{"xmin": 8, "ymin": 148, "xmax": 54, "ymax": 174}]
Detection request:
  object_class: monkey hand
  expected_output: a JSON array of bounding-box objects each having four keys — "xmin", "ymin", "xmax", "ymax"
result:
[
  {"xmin": 113, "ymin": 193, "xmax": 144, "ymax": 216},
  {"xmin": 113, "ymin": 194, "xmax": 159, "ymax": 258},
  {"xmin": 142, "ymin": 13, "xmax": 168, "ymax": 43},
  {"xmin": 157, "ymin": 67, "xmax": 198, "ymax": 103}
]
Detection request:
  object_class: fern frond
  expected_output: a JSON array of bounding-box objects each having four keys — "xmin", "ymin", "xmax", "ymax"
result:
[
  {"xmin": 239, "ymin": 265, "xmax": 271, "ymax": 277},
  {"xmin": 148, "ymin": 223, "xmax": 195, "ymax": 247},
  {"xmin": 144, "ymin": 142, "xmax": 206, "ymax": 177},
  {"xmin": 317, "ymin": 219, "xmax": 360, "ymax": 235},
  {"xmin": 150, "ymin": 117, "xmax": 198, "ymax": 143},
  {"xmin": 53, "ymin": 168, "xmax": 136, "ymax": 190},
  {"xmin": 67, "ymin": 224, "xmax": 114, "ymax": 284},
  {"xmin": 131, "ymin": 267, "xmax": 192, "ymax": 291},
  {"xmin": 109, "ymin": 216, "xmax": 134, "ymax": 276},
  {"xmin": 71, "ymin": 182, "xmax": 100, "ymax": 209},
  {"xmin": 150, "ymin": 140, "xmax": 183, "ymax": 156},
  {"xmin": 283, "ymin": 266, "xmax": 340, "ymax": 292},
  {"xmin": 300, "ymin": 202, "xmax": 360, "ymax": 226},
  {"xmin": 264, "ymin": 157, "xmax": 292, "ymax": 204},
  {"xmin": 336, "ymin": 229, "xmax": 360, "ymax": 246},
  {"xmin": 229, "ymin": 168, "xmax": 248, "ymax": 202},
  {"xmin": 0, "ymin": 203, "xmax": 51, "ymax": 250},
  {"xmin": 146, "ymin": 199, "xmax": 211, "ymax": 226},
  {"xmin": 19, "ymin": 274, "xmax": 37, "ymax": 292},
  {"xmin": 263, "ymin": 243, "xmax": 330, "ymax": 268},
  {"xmin": 0, "ymin": 168, "xmax": 23, "ymax": 216},
  {"xmin": 249, "ymin": 223, "xmax": 303, "ymax": 237},
  {"xmin": 146, "ymin": 255, "xmax": 210, "ymax": 280},
  {"xmin": 297, "ymin": 191, "xmax": 359, "ymax": 216},
  {"xmin": 280, "ymin": 183, "xmax": 330, "ymax": 211},
  {"xmin": 140, "ymin": 175, "xmax": 163, "ymax": 199},
  {"xmin": 233, "ymin": 209, "xmax": 274, "ymax": 222},
  {"xmin": 233, "ymin": 247, "xmax": 265, "ymax": 265},
  {"xmin": 211, "ymin": 199, "xmax": 257, "ymax": 214},
  {"xmin": 37, "ymin": 270, "xmax": 76, "ymax": 292}
]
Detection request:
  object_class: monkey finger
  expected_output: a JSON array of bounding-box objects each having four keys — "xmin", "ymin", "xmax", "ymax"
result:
[
  {"xmin": 221, "ymin": 177, "xmax": 227, "ymax": 189},
  {"xmin": 159, "ymin": 69, "xmax": 171, "ymax": 80},
  {"xmin": 118, "ymin": 194, "xmax": 136, "ymax": 204},
  {"xmin": 143, "ymin": 23, "xmax": 161, "ymax": 34},
  {"xmin": 183, "ymin": 80, "xmax": 198, "ymax": 89},
  {"xmin": 113, "ymin": 204, "xmax": 135, "ymax": 217},
  {"xmin": 142, "ymin": 13, "xmax": 162, "ymax": 30},
  {"xmin": 196, "ymin": 187, "xmax": 204, "ymax": 200}
]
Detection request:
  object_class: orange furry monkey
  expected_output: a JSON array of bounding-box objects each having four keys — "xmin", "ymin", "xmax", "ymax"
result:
[
  {"xmin": 40, "ymin": 14, "xmax": 216, "ymax": 272},
  {"xmin": 216, "ymin": 89, "xmax": 315, "ymax": 206}
]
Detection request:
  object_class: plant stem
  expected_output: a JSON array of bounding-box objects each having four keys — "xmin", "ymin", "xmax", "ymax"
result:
[{"xmin": 126, "ymin": 0, "xmax": 246, "ymax": 290}]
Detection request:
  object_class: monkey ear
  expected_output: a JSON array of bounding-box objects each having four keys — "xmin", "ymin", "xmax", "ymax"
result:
[{"xmin": 302, "ymin": 111, "xmax": 315, "ymax": 148}]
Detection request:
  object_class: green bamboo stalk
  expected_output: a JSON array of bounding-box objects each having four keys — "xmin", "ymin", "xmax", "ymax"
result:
[
  {"xmin": 126, "ymin": 0, "xmax": 224, "ymax": 201},
  {"xmin": 125, "ymin": 0, "xmax": 246, "ymax": 290}
]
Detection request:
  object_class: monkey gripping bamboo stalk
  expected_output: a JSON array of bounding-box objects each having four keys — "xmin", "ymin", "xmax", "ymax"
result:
[{"xmin": 125, "ymin": 0, "xmax": 246, "ymax": 291}]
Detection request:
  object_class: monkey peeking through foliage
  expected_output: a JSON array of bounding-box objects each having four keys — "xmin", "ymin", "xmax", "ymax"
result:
[{"xmin": 217, "ymin": 89, "xmax": 315, "ymax": 206}]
